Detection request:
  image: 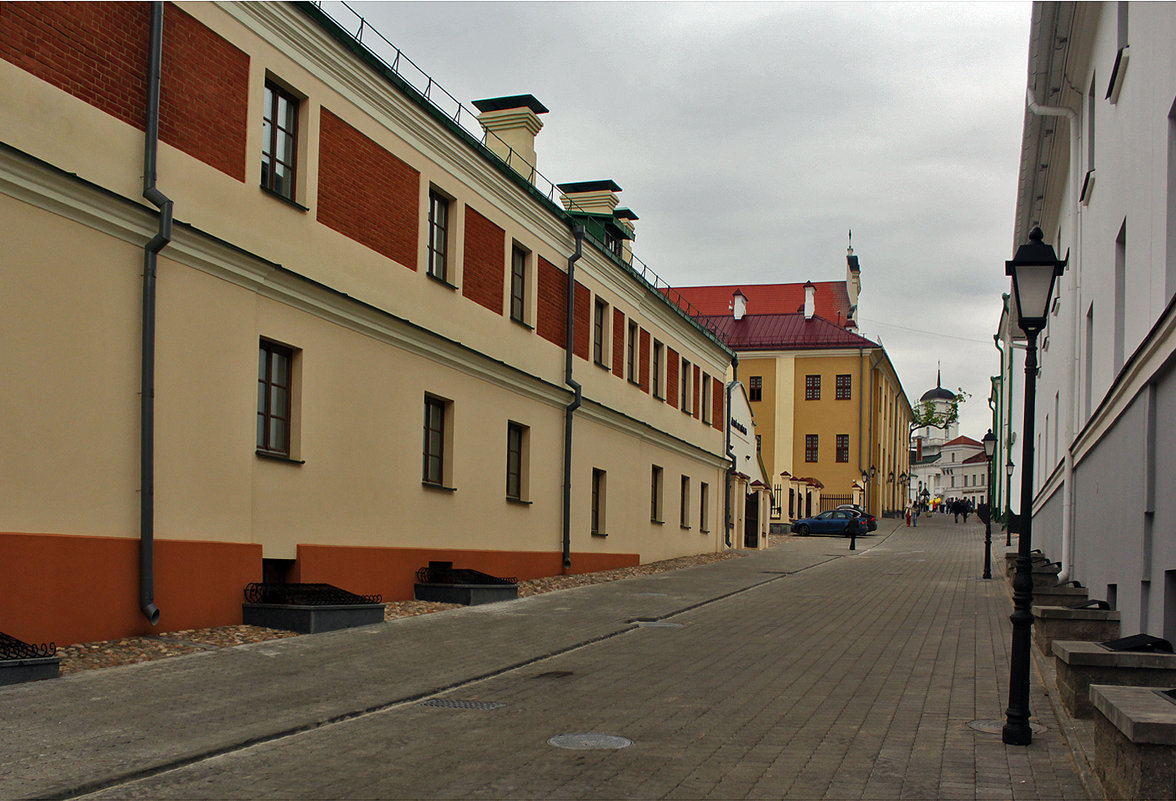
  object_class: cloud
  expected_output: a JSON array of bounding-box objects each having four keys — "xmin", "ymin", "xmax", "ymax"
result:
[{"xmin": 347, "ymin": 0, "xmax": 1032, "ymax": 436}]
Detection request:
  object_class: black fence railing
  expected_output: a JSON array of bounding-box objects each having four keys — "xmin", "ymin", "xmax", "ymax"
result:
[
  {"xmin": 819, "ymin": 494, "xmax": 854, "ymax": 513},
  {"xmin": 1, "ymin": 631, "xmax": 55, "ymax": 660},
  {"xmin": 244, "ymin": 582, "xmax": 382, "ymax": 606}
]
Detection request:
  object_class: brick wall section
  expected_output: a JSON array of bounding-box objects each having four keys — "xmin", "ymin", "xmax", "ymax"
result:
[
  {"xmin": 537, "ymin": 256, "xmax": 566, "ymax": 348},
  {"xmin": 462, "ymin": 206, "xmax": 505, "ymax": 314},
  {"xmin": 712, "ymin": 374, "xmax": 725, "ymax": 431},
  {"xmin": 612, "ymin": 309, "xmax": 625, "ymax": 379},
  {"xmin": 686, "ymin": 364, "xmax": 696, "ymax": 421},
  {"xmin": 666, "ymin": 347, "xmax": 679, "ymax": 409},
  {"xmin": 573, "ymin": 280, "xmax": 590, "ymax": 360},
  {"xmin": 317, "ymin": 108, "xmax": 419, "ymax": 268},
  {"xmin": 0, "ymin": 3, "xmax": 248, "ymax": 180},
  {"xmin": 160, "ymin": 4, "xmax": 248, "ymax": 180},
  {"xmin": 0, "ymin": 2, "xmax": 150, "ymax": 130},
  {"xmin": 639, "ymin": 329, "xmax": 651, "ymax": 393}
]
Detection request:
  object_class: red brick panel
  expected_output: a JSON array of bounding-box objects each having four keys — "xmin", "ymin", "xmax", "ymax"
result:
[
  {"xmin": 462, "ymin": 206, "xmax": 505, "ymax": 314},
  {"xmin": 0, "ymin": 2, "xmax": 150, "ymax": 130},
  {"xmin": 712, "ymin": 374, "xmax": 725, "ymax": 430},
  {"xmin": 639, "ymin": 329, "xmax": 651, "ymax": 393},
  {"xmin": 612, "ymin": 308, "xmax": 625, "ymax": 379},
  {"xmin": 537, "ymin": 256, "xmax": 566, "ymax": 348},
  {"xmin": 573, "ymin": 280, "xmax": 589, "ymax": 360},
  {"xmin": 693, "ymin": 364, "xmax": 701, "ymax": 420},
  {"xmin": 666, "ymin": 347, "xmax": 679, "ymax": 409},
  {"xmin": 160, "ymin": 4, "xmax": 249, "ymax": 180},
  {"xmin": 317, "ymin": 108, "xmax": 419, "ymax": 269},
  {"xmin": 0, "ymin": 3, "xmax": 249, "ymax": 180}
]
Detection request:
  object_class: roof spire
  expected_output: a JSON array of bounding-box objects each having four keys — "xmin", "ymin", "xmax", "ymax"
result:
[
  {"xmin": 937, "ymin": 363, "xmax": 942, "ymax": 388},
  {"xmin": 847, "ymin": 227, "xmax": 853, "ymax": 256}
]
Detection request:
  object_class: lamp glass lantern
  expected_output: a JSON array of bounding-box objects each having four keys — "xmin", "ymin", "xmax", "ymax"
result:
[
  {"xmin": 983, "ymin": 429, "xmax": 996, "ymax": 459},
  {"xmin": 1006, "ymin": 227, "xmax": 1066, "ymax": 333}
]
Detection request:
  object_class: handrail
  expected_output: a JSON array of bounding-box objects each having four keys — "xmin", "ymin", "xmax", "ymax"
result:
[{"xmin": 309, "ymin": 1, "xmax": 727, "ymax": 345}]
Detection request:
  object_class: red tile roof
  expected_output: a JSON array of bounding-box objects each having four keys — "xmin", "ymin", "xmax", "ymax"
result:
[
  {"xmin": 674, "ymin": 281, "xmax": 854, "ymax": 327},
  {"xmin": 697, "ymin": 312, "xmax": 877, "ymax": 351},
  {"xmin": 944, "ymin": 436, "xmax": 982, "ymax": 448},
  {"xmin": 961, "ymin": 452, "xmax": 990, "ymax": 464}
]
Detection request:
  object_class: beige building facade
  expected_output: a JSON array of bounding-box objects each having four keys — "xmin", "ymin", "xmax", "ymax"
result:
[{"xmin": 0, "ymin": 2, "xmax": 735, "ymax": 645}]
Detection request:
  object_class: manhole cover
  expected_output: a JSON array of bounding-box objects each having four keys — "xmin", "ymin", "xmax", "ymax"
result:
[
  {"xmin": 967, "ymin": 719, "xmax": 1046, "ymax": 734},
  {"xmin": 419, "ymin": 699, "xmax": 503, "ymax": 711},
  {"xmin": 548, "ymin": 733, "xmax": 632, "ymax": 750}
]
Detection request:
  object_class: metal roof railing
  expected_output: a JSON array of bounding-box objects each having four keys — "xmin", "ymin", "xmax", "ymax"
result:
[{"xmin": 307, "ymin": 1, "xmax": 727, "ymax": 348}]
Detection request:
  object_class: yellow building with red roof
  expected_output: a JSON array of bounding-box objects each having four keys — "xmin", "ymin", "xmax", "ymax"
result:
[{"xmin": 675, "ymin": 248, "xmax": 911, "ymax": 520}]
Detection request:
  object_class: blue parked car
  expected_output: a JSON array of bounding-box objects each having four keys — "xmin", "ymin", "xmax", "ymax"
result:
[{"xmin": 790, "ymin": 509, "xmax": 862, "ymax": 537}]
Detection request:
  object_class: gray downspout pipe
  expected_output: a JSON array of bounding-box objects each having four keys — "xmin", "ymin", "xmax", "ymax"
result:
[
  {"xmin": 561, "ymin": 225, "xmax": 586, "ymax": 569},
  {"xmin": 723, "ymin": 355, "xmax": 738, "ymax": 548},
  {"xmin": 139, "ymin": 0, "xmax": 171, "ymax": 625}
]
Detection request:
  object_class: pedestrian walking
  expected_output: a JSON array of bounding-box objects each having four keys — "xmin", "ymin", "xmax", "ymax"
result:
[{"xmin": 953, "ymin": 499, "xmax": 961, "ymax": 523}]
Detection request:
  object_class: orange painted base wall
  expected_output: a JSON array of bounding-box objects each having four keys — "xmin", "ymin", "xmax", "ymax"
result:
[
  {"xmin": 0, "ymin": 532, "xmax": 262, "ymax": 647},
  {"xmin": 0, "ymin": 532, "xmax": 638, "ymax": 646},
  {"xmin": 294, "ymin": 545, "xmax": 639, "ymax": 603}
]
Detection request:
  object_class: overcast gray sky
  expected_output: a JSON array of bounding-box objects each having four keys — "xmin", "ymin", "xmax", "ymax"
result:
[{"xmin": 335, "ymin": 1, "xmax": 1032, "ymax": 438}]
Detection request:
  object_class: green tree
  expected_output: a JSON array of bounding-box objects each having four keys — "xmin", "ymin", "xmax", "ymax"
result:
[{"xmin": 910, "ymin": 389, "xmax": 969, "ymax": 434}]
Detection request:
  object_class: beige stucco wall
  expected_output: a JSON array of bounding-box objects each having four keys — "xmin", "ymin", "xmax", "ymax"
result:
[{"xmin": 0, "ymin": 2, "xmax": 732, "ymax": 572}]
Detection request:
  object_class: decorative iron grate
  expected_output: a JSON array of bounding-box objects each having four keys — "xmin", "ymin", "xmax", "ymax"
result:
[
  {"xmin": 244, "ymin": 582, "xmax": 382, "ymax": 606},
  {"xmin": 419, "ymin": 699, "xmax": 504, "ymax": 711},
  {"xmin": 1, "ymin": 631, "xmax": 55, "ymax": 660},
  {"xmin": 415, "ymin": 562, "xmax": 517, "ymax": 586}
]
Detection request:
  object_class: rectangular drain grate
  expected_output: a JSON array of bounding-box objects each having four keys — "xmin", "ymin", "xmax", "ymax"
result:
[{"xmin": 419, "ymin": 699, "xmax": 504, "ymax": 711}]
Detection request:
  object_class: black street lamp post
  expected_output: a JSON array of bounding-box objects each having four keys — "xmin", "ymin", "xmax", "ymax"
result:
[
  {"xmin": 982, "ymin": 429, "xmax": 996, "ymax": 579},
  {"xmin": 1003, "ymin": 227, "xmax": 1066, "ymax": 747}
]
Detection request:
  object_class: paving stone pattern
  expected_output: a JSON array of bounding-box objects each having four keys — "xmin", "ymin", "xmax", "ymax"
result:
[{"xmin": 2, "ymin": 516, "xmax": 1088, "ymax": 800}]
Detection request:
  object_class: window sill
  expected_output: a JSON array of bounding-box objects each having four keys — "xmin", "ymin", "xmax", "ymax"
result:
[
  {"xmin": 651, "ymin": 518, "xmax": 664, "ymax": 525},
  {"xmin": 259, "ymin": 185, "xmax": 309, "ymax": 212},
  {"xmin": 422, "ymin": 481, "xmax": 457, "ymax": 493},
  {"xmin": 700, "ymin": 529, "xmax": 711, "ymax": 534},
  {"xmin": 628, "ymin": 378, "xmax": 641, "ymax": 388},
  {"xmin": 506, "ymin": 497, "xmax": 533, "ymax": 506},
  {"xmin": 511, "ymin": 317, "xmax": 534, "ymax": 331},
  {"xmin": 426, "ymin": 272, "xmax": 458, "ymax": 291},
  {"xmin": 591, "ymin": 531, "xmax": 607, "ymax": 538},
  {"xmin": 594, "ymin": 361, "xmax": 610, "ymax": 371},
  {"xmin": 256, "ymin": 449, "xmax": 305, "ymax": 465},
  {"xmin": 680, "ymin": 525, "xmax": 692, "ymax": 531}
]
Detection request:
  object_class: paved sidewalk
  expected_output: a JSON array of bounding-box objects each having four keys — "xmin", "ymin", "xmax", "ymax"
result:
[{"xmin": 1, "ymin": 515, "xmax": 1089, "ymax": 800}]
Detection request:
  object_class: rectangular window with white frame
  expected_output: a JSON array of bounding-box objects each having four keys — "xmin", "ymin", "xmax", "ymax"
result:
[
  {"xmin": 423, "ymin": 394, "xmax": 454, "ymax": 489},
  {"xmin": 627, "ymin": 320, "xmax": 639, "ymax": 383},
  {"xmin": 651, "ymin": 465, "xmax": 663, "ymax": 522},
  {"xmin": 591, "ymin": 468, "xmax": 606, "ymax": 536},
  {"xmin": 506, "ymin": 421, "xmax": 529, "ymax": 502},
  {"xmin": 593, "ymin": 297, "xmax": 609, "ymax": 367},
  {"xmin": 699, "ymin": 482, "xmax": 710, "ymax": 532},
  {"xmin": 257, "ymin": 339, "xmax": 296, "ymax": 457},
  {"xmin": 427, "ymin": 189, "xmax": 451, "ymax": 283},
  {"xmin": 702, "ymin": 375, "xmax": 712, "ymax": 424},
  {"xmin": 261, "ymin": 80, "xmax": 300, "ymax": 202},
  {"xmin": 652, "ymin": 340, "xmax": 664, "ymax": 399},
  {"xmin": 680, "ymin": 475, "xmax": 691, "ymax": 528},
  {"xmin": 510, "ymin": 243, "xmax": 528, "ymax": 325},
  {"xmin": 680, "ymin": 357, "xmax": 691, "ymax": 414}
]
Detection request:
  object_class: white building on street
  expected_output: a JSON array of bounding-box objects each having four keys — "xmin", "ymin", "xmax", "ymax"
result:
[{"xmin": 997, "ymin": 2, "xmax": 1176, "ymax": 639}]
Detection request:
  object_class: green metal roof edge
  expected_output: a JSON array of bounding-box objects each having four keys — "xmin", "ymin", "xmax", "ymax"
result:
[{"xmin": 292, "ymin": 2, "xmax": 731, "ymax": 359}]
